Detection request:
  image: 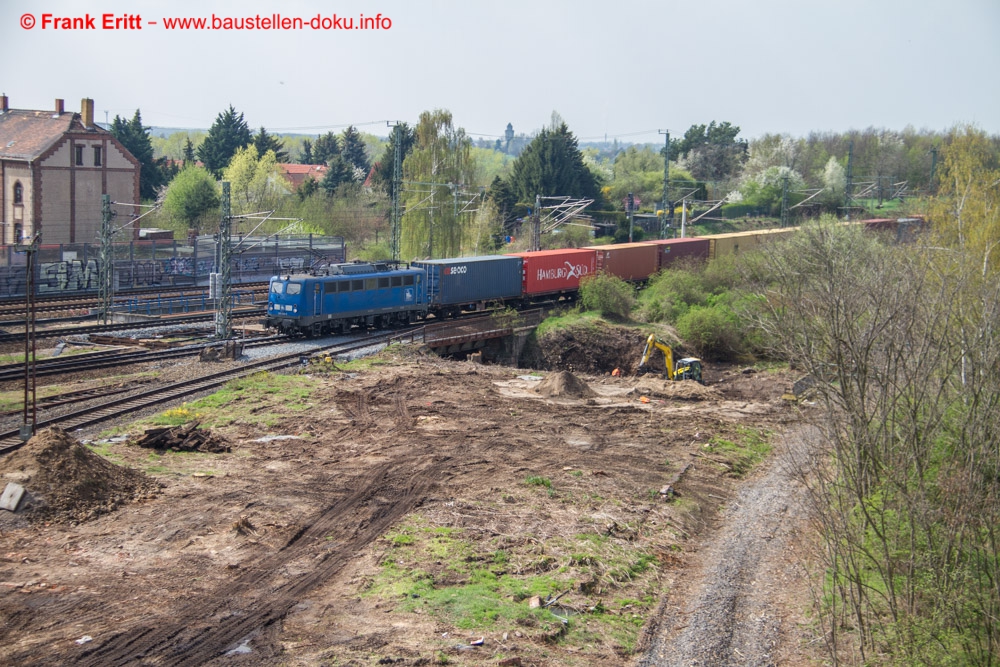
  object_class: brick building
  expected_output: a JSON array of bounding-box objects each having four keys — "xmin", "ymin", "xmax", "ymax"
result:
[
  {"xmin": 278, "ymin": 163, "xmax": 327, "ymax": 191},
  {"xmin": 0, "ymin": 95, "xmax": 140, "ymax": 245}
]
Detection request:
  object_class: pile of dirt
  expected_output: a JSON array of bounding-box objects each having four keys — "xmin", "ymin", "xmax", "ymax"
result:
[
  {"xmin": 525, "ymin": 321, "xmax": 653, "ymax": 373},
  {"xmin": 630, "ymin": 376, "xmax": 722, "ymax": 401},
  {"xmin": 0, "ymin": 427, "xmax": 160, "ymax": 523},
  {"xmin": 535, "ymin": 370, "xmax": 597, "ymax": 398}
]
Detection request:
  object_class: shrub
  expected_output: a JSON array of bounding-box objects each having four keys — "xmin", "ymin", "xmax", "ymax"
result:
[
  {"xmin": 639, "ymin": 268, "xmax": 708, "ymax": 323},
  {"xmin": 675, "ymin": 303, "xmax": 743, "ymax": 361},
  {"xmin": 579, "ymin": 273, "xmax": 635, "ymax": 320}
]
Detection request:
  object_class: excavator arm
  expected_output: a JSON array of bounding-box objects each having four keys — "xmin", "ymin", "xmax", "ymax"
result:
[
  {"xmin": 636, "ymin": 334, "xmax": 704, "ymax": 384},
  {"xmin": 637, "ymin": 334, "xmax": 677, "ymax": 380}
]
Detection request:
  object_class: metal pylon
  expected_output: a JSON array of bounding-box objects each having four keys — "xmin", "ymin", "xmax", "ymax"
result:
[
  {"xmin": 98, "ymin": 194, "xmax": 115, "ymax": 325},
  {"xmin": 391, "ymin": 124, "xmax": 402, "ymax": 263},
  {"xmin": 215, "ymin": 182, "xmax": 232, "ymax": 340}
]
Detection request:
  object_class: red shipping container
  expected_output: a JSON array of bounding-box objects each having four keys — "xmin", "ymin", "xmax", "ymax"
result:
[
  {"xmin": 587, "ymin": 243, "xmax": 659, "ymax": 281},
  {"xmin": 506, "ymin": 249, "xmax": 597, "ymax": 296},
  {"xmin": 646, "ymin": 238, "xmax": 711, "ymax": 270}
]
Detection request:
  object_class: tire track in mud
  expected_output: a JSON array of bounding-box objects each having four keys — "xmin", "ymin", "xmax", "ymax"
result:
[{"xmin": 13, "ymin": 456, "xmax": 443, "ymax": 666}]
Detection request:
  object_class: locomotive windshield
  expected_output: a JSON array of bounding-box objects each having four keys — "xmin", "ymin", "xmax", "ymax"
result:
[
  {"xmin": 286, "ymin": 282, "xmax": 302, "ymax": 295},
  {"xmin": 270, "ymin": 281, "xmax": 284, "ymax": 294}
]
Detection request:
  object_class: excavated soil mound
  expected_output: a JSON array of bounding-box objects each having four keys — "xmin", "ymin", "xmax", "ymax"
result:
[
  {"xmin": 630, "ymin": 376, "xmax": 722, "ymax": 401},
  {"xmin": 527, "ymin": 321, "xmax": 653, "ymax": 374},
  {"xmin": 0, "ymin": 428, "xmax": 160, "ymax": 524},
  {"xmin": 535, "ymin": 370, "xmax": 597, "ymax": 398}
]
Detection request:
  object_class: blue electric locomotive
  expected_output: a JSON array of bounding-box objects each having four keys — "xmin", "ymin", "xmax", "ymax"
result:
[{"xmin": 265, "ymin": 262, "xmax": 426, "ymax": 336}]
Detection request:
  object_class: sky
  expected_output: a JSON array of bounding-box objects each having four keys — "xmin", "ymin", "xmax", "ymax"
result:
[{"xmin": 3, "ymin": 0, "xmax": 999, "ymax": 143}]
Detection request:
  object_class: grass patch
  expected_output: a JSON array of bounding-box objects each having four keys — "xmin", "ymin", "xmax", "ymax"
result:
[
  {"xmin": 525, "ymin": 476, "xmax": 552, "ymax": 488},
  {"xmin": 535, "ymin": 309, "xmax": 607, "ymax": 338},
  {"xmin": 0, "ymin": 386, "xmax": 62, "ymax": 412},
  {"xmin": 369, "ymin": 514, "xmax": 664, "ymax": 657},
  {"xmin": 703, "ymin": 425, "xmax": 772, "ymax": 476},
  {"xmin": 85, "ymin": 441, "xmax": 124, "ymax": 464},
  {"xmin": 125, "ymin": 372, "xmax": 317, "ymax": 430}
]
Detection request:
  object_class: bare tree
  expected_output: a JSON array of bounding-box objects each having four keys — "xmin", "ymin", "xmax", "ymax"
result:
[{"xmin": 739, "ymin": 219, "xmax": 1000, "ymax": 665}]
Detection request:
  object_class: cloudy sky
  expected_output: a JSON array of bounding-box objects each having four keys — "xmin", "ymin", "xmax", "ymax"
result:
[{"xmin": 3, "ymin": 0, "xmax": 998, "ymax": 141}]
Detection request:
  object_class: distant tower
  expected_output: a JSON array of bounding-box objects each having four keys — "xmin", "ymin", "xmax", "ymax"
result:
[{"xmin": 504, "ymin": 123, "xmax": 514, "ymax": 153}]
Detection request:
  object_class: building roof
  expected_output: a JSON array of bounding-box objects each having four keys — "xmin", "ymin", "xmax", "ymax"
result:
[
  {"xmin": 278, "ymin": 163, "xmax": 327, "ymax": 190},
  {"xmin": 0, "ymin": 109, "xmax": 101, "ymax": 161}
]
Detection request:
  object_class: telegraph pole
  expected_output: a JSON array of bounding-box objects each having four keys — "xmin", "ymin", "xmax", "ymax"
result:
[
  {"xmin": 627, "ymin": 192, "xmax": 635, "ymax": 242},
  {"xmin": 531, "ymin": 194, "xmax": 541, "ymax": 252},
  {"xmin": 929, "ymin": 146, "xmax": 938, "ymax": 194},
  {"xmin": 428, "ymin": 189, "xmax": 435, "ymax": 259},
  {"xmin": 15, "ymin": 234, "xmax": 40, "ymax": 440},
  {"xmin": 680, "ymin": 198, "xmax": 687, "ymax": 238},
  {"xmin": 390, "ymin": 122, "xmax": 403, "ymax": 263},
  {"xmin": 780, "ymin": 174, "xmax": 789, "ymax": 228},
  {"xmin": 98, "ymin": 194, "xmax": 115, "ymax": 325},
  {"xmin": 215, "ymin": 181, "xmax": 232, "ymax": 340},
  {"xmin": 452, "ymin": 184, "xmax": 459, "ymax": 247},
  {"xmin": 659, "ymin": 129, "xmax": 670, "ymax": 238},
  {"xmin": 845, "ymin": 140, "xmax": 854, "ymax": 220}
]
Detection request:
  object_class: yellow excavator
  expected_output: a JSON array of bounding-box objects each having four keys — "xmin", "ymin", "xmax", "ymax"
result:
[{"xmin": 636, "ymin": 334, "xmax": 704, "ymax": 384}]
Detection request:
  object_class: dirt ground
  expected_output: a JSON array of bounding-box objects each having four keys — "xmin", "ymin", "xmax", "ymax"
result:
[{"xmin": 0, "ymin": 326, "xmax": 824, "ymax": 666}]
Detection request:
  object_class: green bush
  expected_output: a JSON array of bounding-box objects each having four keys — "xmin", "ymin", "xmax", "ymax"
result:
[
  {"xmin": 639, "ymin": 268, "xmax": 709, "ymax": 323},
  {"xmin": 353, "ymin": 241, "xmax": 392, "ymax": 262},
  {"xmin": 579, "ymin": 273, "xmax": 635, "ymax": 320},
  {"xmin": 675, "ymin": 303, "xmax": 743, "ymax": 361}
]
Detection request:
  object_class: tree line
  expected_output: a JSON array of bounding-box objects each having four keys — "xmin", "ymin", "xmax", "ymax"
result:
[{"xmin": 114, "ymin": 102, "xmax": 997, "ymax": 260}]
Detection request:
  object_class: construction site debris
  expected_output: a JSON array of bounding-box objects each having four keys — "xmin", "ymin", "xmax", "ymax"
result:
[
  {"xmin": 660, "ymin": 463, "xmax": 694, "ymax": 500},
  {"xmin": 1, "ymin": 482, "xmax": 25, "ymax": 511},
  {"xmin": 0, "ymin": 428, "xmax": 160, "ymax": 523},
  {"xmin": 232, "ymin": 515, "xmax": 257, "ymax": 536},
  {"xmin": 132, "ymin": 421, "xmax": 232, "ymax": 453}
]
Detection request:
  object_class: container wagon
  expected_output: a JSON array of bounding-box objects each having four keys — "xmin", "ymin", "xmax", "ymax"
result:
[
  {"xmin": 587, "ymin": 242, "xmax": 659, "ymax": 281},
  {"xmin": 506, "ymin": 248, "xmax": 597, "ymax": 299},
  {"xmin": 646, "ymin": 238, "xmax": 711, "ymax": 270},
  {"xmin": 707, "ymin": 230, "xmax": 765, "ymax": 260},
  {"xmin": 412, "ymin": 255, "xmax": 523, "ymax": 316}
]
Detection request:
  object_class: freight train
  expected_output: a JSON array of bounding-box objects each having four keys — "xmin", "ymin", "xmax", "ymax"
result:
[{"xmin": 265, "ymin": 218, "xmax": 918, "ymax": 337}]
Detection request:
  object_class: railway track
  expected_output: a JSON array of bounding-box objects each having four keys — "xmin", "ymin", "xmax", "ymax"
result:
[
  {"xmin": 0, "ymin": 282, "xmax": 269, "ymax": 313},
  {"xmin": 0, "ymin": 307, "xmax": 266, "ymax": 344},
  {"xmin": 0, "ymin": 334, "xmax": 287, "ymax": 383},
  {"xmin": 0, "ymin": 327, "xmax": 422, "ymax": 454},
  {"xmin": 0, "ymin": 382, "xmax": 143, "ymax": 417},
  {"xmin": 0, "ymin": 292, "xmax": 268, "ymax": 328}
]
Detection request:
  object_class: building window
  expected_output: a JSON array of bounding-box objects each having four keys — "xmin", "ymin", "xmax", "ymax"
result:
[
  {"xmin": 93, "ymin": 146, "xmax": 102, "ymax": 167},
  {"xmin": 14, "ymin": 224, "xmax": 23, "ymax": 243},
  {"xmin": 75, "ymin": 145, "xmax": 84, "ymax": 166},
  {"xmin": 13, "ymin": 182, "xmax": 22, "ymax": 205}
]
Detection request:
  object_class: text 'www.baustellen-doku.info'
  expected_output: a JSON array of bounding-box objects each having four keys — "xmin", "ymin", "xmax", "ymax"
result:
[{"xmin": 19, "ymin": 12, "xmax": 392, "ymax": 31}]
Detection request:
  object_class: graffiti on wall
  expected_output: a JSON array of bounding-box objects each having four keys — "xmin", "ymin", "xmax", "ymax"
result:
[{"xmin": 0, "ymin": 243, "xmax": 343, "ymax": 298}]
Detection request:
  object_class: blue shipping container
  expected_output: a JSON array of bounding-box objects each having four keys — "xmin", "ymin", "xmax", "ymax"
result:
[{"xmin": 413, "ymin": 256, "xmax": 523, "ymax": 309}]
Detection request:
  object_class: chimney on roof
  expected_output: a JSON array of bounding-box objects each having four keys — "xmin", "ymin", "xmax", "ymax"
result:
[
  {"xmin": 55, "ymin": 98, "xmax": 64, "ymax": 115},
  {"xmin": 81, "ymin": 98, "xmax": 94, "ymax": 128},
  {"xmin": 0, "ymin": 94, "xmax": 8, "ymax": 113}
]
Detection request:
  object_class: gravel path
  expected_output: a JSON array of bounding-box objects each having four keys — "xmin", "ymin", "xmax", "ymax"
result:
[{"xmin": 634, "ymin": 427, "xmax": 816, "ymax": 667}]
